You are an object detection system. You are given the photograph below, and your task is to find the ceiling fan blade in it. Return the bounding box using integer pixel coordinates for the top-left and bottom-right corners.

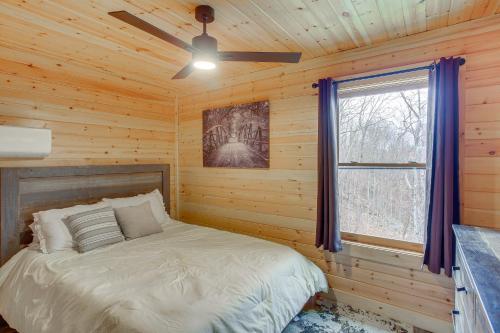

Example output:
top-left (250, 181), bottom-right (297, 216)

top-left (219, 51), bottom-right (301, 63)
top-left (172, 64), bottom-right (194, 79)
top-left (108, 11), bottom-right (194, 52)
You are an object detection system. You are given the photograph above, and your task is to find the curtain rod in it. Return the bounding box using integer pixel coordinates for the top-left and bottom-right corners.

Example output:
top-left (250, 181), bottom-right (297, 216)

top-left (311, 58), bottom-right (465, 88)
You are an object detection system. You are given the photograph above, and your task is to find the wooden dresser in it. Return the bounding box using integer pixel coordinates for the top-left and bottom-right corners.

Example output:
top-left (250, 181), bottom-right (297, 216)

top-left (452, 225), bottom-right (499, 333)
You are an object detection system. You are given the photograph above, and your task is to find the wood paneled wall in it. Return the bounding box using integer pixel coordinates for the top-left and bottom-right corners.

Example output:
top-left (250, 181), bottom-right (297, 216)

top-left (178, 15), bottom-right (500, 333)
top-left (0, 47), bottom-right (178, 215)
top-left (2, 4), bottom-right (499, 331)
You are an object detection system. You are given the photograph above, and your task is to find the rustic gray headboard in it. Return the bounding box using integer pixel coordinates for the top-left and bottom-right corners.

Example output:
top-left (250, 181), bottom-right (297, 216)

top-left (0, 164), bottom-right (170, 264)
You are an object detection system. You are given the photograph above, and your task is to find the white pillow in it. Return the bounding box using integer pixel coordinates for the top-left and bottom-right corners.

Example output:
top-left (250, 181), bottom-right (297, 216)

top-left (32, 202), bottom-right (109, 253)
top-left (102, 189), bottom-right (171, 225)
top-left (28, 221), bottom-right (40, 250)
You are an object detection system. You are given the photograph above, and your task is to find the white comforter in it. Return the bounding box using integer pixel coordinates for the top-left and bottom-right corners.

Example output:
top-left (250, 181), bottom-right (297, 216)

top-left (0, 221), bottom-right (327, 333)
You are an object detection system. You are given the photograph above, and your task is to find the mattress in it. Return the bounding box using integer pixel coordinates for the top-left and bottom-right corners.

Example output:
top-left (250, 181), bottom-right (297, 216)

top-left (0, 221), bottom-right (328, 333)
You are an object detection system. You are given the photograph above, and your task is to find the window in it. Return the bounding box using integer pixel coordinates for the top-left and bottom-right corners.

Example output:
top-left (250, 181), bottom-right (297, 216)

top-left (337, 70), bottom-right (428, 249)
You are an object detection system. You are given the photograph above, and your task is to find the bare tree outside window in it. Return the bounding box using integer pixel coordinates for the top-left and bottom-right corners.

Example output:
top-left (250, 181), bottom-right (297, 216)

top-left (338, 84), bottom-right (428, 244)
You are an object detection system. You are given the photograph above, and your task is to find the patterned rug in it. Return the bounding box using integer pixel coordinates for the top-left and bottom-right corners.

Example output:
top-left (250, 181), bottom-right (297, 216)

top-left (283, 298), bottom-right (412, 333)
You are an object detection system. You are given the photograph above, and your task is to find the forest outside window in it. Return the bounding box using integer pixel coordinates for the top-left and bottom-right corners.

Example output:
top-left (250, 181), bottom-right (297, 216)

top-left (337, 70), bottom-right (429, 250)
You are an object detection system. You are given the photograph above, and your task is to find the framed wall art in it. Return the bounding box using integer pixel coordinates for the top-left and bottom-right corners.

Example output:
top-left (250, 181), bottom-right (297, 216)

top-left (202, 100), bottom-right (269, 168)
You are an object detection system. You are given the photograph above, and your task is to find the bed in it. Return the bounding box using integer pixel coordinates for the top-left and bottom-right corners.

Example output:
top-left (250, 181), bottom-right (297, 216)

top-left (0, 165), bottom-right (327, 333)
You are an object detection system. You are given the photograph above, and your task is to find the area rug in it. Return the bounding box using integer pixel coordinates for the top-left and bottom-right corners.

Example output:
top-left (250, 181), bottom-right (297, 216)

top-left (283, 298), bottom-right (412, 333)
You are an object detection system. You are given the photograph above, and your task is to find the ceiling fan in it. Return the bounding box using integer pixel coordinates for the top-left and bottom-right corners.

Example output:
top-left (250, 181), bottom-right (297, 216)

top-left (108, 5), bottom-right (302, 79)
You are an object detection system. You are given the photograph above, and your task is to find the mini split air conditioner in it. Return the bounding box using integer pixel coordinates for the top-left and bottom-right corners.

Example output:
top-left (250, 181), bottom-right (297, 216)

top-left (0, 125), bottom-right (52, 158)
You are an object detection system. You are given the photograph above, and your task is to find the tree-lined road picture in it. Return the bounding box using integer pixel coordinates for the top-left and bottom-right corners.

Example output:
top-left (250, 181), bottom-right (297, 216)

top-left (203, 101), bottom-right (269, 168)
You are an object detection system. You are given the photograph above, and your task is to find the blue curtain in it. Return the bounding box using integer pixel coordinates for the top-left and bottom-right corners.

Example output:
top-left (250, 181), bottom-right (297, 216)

top-left (423, 57), bottom-right (463, 277)
top-left (316, 78), bottom-right (342, 252)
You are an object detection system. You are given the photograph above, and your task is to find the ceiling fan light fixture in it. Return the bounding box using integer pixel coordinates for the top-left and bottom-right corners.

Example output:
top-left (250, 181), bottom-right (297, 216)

top-left (192, 50), bottom-right (217, 70)
top-left (193, 60), bottom-right (216, 70)
top-left (192, 33), bottom-right (218, 70)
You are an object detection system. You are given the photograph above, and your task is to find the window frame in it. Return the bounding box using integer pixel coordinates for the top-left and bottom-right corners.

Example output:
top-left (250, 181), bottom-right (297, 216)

top-left (336, 79), bottom-right (428, 253)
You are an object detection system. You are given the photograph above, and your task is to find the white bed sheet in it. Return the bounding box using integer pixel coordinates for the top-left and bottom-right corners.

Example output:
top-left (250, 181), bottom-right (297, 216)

top-left (0, 221), bottom-right (327, 333)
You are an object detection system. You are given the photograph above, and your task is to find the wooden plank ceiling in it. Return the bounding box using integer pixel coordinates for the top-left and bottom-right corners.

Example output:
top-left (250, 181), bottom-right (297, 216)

top-left (1, 0), bottom-right (499, 96)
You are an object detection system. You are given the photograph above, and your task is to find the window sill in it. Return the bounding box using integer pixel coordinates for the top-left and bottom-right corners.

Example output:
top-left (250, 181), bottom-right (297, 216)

top-left (332, 239), bottom-right (424, 271)
top-left (341, 231), bottom-right (424, 253)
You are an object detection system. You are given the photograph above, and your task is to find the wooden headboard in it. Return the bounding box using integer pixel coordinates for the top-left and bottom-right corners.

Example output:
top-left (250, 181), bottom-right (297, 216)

top-left (0, 164), bottom-right (170, 264)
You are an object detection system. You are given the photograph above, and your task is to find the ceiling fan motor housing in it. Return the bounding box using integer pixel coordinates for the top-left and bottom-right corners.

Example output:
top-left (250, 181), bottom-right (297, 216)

top-left (192, 34), bottom-right (217, 55)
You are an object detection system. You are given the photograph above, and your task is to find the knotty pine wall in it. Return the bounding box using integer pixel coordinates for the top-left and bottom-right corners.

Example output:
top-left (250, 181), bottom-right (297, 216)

top-left (0, 49), bottom-right (178, 216)
top-left (178, 16), bottom-right (500, 333)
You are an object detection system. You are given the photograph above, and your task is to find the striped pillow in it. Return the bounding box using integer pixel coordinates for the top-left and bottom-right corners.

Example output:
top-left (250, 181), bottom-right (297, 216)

top-left (63, 206), bottom-right (124, 253)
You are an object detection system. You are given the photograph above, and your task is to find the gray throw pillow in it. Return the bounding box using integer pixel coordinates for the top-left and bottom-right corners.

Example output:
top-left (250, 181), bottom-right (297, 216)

top-left (114, 201), bottom-right (163, 239)
top-left (63, 206), bottom-right (124, 253)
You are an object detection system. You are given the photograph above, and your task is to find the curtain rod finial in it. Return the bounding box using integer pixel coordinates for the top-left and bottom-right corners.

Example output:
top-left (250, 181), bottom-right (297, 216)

top-left (459, 58), bottom-right (466, 66)
top-left (312, 83), bottom-right (318, 88)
